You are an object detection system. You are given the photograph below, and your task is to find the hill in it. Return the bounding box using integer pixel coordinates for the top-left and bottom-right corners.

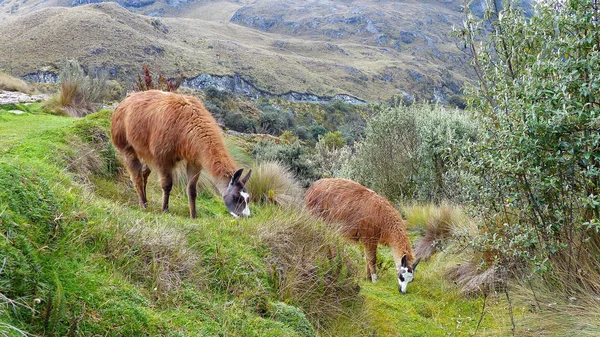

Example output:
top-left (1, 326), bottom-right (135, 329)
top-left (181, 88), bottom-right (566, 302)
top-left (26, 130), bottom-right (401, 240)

top-left (0, 0), bottom-right (473, 102)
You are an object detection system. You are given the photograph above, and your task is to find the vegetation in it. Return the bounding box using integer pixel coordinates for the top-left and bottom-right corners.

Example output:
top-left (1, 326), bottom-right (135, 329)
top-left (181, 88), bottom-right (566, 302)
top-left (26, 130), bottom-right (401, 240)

top-left (0, 72), bottom-right (31, 93)
top-left (42, 60), bottom-right (112, 117)
top-left (342, 103), bottom-right (477, 203)
top-left (134, 64), bottom-right (183, 92)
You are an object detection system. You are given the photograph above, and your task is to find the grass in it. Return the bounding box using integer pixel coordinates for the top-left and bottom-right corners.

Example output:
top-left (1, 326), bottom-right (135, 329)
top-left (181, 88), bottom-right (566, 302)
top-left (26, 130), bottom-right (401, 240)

top-left (0, 72), bottom-right (32, 93)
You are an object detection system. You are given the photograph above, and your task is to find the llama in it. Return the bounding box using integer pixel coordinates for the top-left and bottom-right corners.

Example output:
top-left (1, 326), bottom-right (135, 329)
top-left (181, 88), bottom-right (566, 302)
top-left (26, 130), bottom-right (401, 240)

top-left (305, 178), bottom-right (420, 294)
top-left (111, 90), bottom-right (251, 218)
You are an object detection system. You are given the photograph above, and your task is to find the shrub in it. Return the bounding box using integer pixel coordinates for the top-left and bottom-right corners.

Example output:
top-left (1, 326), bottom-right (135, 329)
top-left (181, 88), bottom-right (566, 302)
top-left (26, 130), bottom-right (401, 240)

top-left (318, 131), bottom-right (345, 150)
top-left (459, 0), bottom-right (600, 295)
top-left (258, 106), bottom-right (296, 135)
top-left (134, 64), bottom-right (182, 92)
top-left (251, 141), bottom-right (319, 187)
top-left (244, 161), bottom-right (303, 206)
top-left (343, 104), bottom-right (477, 203)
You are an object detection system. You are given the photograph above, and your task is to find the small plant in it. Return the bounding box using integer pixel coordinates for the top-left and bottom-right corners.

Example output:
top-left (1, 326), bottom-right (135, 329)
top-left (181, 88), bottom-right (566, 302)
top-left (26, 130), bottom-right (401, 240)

top-left (134, 64), bottom-right (182, 92)
top-left (244, 161), bottom-right (303, 206)
top-left (43, 60), bottom-right (109, 117)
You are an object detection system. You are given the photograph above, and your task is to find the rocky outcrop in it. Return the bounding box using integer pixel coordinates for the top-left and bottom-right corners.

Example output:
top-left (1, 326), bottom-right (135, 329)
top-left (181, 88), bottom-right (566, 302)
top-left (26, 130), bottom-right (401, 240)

top-left (21, 71), bottom-right (59, 83)
top-left (181, 73), bottom-right (366, 104)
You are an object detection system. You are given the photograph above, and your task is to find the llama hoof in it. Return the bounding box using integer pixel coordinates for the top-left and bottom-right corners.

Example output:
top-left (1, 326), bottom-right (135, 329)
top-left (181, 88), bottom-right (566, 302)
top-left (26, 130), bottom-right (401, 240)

top-left (371, 274), bottom-right (378, 282)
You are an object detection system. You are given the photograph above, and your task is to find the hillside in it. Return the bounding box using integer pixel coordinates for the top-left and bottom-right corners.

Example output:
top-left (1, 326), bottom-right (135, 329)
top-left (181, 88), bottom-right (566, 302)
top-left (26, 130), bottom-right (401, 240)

top-left (0, 0), bottom-right (473, 102)
top-left (0, 104), bottom-right (519, 336)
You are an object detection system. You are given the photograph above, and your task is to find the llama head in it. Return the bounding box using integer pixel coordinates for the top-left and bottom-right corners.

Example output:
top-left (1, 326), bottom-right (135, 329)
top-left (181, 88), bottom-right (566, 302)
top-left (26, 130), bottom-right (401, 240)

top-left (224, 168), bottom-right (252, 217)
top-left (398, 255), bottom-right (421, 294)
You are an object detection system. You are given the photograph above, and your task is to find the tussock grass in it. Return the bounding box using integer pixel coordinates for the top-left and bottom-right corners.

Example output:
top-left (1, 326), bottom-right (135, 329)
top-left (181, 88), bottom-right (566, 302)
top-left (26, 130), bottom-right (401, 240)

top-left (510, 280), bottom-right (600, 336)
top-left (43, 60), bottom-right (109, 117)
top-left (404, 203), bottom-right (473, 261)
top-left (245, 161), bottom-right (303, 206)
top-left (258, 208), bottom-right (360, 330)
top-left (0, 72), bottom-right (31, 94)
top-left (102, 216), bottom-right (199, 295)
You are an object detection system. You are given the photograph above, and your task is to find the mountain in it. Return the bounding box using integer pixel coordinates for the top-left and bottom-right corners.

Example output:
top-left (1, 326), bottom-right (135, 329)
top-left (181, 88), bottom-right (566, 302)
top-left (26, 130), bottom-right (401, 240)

top-left (0, 0), bottom-right (475, 102)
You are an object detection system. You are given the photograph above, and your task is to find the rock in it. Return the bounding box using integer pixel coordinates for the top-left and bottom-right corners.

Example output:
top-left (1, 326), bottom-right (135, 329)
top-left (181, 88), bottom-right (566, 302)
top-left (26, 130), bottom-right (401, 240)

top-left (0, 90), bottom-right (48, 105)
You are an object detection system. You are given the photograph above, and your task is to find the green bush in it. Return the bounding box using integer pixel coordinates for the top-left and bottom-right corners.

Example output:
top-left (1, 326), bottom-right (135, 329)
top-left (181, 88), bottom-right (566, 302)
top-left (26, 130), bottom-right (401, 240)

top-left (258, 106), bottom-right (296, 135)
top-left (268, 302), bottom-right (316, 337)
top-left (251, 141), bottom-right (319, 187)
top-left (459, 0), bottom-right (600, 293)
top-left (343, 103), bottom-right (477, 202)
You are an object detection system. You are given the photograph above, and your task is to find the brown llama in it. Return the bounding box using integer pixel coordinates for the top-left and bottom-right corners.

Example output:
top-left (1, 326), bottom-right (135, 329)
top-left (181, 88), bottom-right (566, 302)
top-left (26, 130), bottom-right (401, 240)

top-left (111, 90), bottom-right (251, 218)
top-left (305, 178), bottom-right (420, 294)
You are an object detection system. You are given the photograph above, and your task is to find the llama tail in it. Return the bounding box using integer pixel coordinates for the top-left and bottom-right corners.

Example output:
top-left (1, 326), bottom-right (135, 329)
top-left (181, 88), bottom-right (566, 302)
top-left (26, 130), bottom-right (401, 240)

top-left (413, 206), bottom-right (455, 261)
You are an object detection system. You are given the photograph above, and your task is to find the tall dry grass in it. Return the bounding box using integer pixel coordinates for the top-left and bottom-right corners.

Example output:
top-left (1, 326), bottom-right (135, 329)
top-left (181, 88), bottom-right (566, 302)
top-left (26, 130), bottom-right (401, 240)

top-left (258, 209), bottom-right (360, 330)
top-left (510, 278), bottom-right (600, 336)
top-left (245, 161), bottom-right (303, 206)
top-left (43, 60), bottom-right (109, 117)
top-left (0, 72), bottom-right (31, 94)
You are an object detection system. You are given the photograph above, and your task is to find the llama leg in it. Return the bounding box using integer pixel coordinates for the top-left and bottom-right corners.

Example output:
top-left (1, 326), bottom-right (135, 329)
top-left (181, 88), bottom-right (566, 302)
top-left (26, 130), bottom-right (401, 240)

top-left (123, 152), bottom-right (148, 208)
top-left (159, 170), bottom-right (173, 213)
top-left (364, 243), bottom-right (378, 282)
top-left (186, 164), bottom-right (202, 219)
top-left (142, 164), bottom-right (151, 200)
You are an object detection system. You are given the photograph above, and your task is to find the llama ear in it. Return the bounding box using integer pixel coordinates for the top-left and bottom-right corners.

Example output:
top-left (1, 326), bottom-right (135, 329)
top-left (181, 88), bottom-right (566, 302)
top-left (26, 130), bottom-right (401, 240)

top-left (412, 258), bottom-right (421, 271)
top-left (241, 169), bottom-right (252, 185)
top-left (401, 254), bottom-right (407, 268)
top-left (230, 168), bottom-right (244, 186)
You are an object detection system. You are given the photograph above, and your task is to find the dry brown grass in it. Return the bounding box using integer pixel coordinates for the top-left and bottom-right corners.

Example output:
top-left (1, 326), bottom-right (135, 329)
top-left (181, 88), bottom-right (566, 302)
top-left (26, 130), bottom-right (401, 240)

top-left (0, 72), bottom-right (31, 94)
top-left (405, 203), bottom-right (473, 261)
top-left (510, 278), bottom-right (600, 336)
top-left (258, 208), bottom-right (360, 330)
top-left (0, 2), bottom-right (471, 102)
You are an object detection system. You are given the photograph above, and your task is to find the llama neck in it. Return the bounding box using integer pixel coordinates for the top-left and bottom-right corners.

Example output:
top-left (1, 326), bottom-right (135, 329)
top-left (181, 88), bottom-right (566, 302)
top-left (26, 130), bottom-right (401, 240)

top-left (389, 224), bottom-right (415, 271)
top-left (187, 124), bottom-right (237, 188)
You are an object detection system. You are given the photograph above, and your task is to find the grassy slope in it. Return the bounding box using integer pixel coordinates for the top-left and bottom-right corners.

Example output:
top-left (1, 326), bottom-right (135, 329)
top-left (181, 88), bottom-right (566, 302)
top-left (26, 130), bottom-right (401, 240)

top-left (0, 1), bottom-right (470, 101)
top-left (0, 108), bottom-right (514, 336)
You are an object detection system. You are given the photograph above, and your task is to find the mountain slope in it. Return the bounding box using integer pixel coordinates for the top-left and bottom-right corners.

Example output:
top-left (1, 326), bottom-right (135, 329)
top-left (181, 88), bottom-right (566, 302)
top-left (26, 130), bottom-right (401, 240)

top-left (0, 0), bottom-right (473, 101)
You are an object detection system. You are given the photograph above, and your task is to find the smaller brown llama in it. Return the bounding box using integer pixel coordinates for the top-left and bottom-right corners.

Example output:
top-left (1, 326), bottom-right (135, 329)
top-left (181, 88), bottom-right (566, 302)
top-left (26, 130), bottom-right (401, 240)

top-left (111, 90), bottom-right (251, 218)
top-left (305, 178), bottom-right (420, 294)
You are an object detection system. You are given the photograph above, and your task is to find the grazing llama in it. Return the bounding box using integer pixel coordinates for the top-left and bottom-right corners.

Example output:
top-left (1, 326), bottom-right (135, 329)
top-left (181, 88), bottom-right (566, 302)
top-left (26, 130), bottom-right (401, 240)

top-left (305, 178), bottom-right (420, 294)
top-left (111, 90), bottom-right (251, 218)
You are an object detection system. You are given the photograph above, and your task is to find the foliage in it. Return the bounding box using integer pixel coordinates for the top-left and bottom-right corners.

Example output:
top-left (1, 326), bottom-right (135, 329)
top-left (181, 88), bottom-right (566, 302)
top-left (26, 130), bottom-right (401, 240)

top-left (258, 105), bottom-right (296, 135)
top-left (251, 141), bottom-right (319, 187)
top-left (318, 131), bottom-right (345, 150)
top-left (312, 139), bottom-right (352, 179)
top-left (134, 64), bottom-right (183, 92)
top-left (267, 302), bottom-right (316, 337)
top-left (458, 0), bottom-right (600, 294)
top-left (203, 87), bottom-right (258, 133)
top-left (343, 103), bottom-right (477, 203)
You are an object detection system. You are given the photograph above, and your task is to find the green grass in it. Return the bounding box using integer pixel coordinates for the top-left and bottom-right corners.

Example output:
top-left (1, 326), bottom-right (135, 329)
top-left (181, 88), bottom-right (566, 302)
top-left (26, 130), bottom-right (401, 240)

top-left (0, 109), bottom-right (517, 336)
